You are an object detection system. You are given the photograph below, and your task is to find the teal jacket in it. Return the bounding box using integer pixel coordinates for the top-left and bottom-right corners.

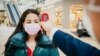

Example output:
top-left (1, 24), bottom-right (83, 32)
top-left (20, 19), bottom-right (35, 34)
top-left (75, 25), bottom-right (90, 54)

top-left (5, 32), bottom-right (59, 56)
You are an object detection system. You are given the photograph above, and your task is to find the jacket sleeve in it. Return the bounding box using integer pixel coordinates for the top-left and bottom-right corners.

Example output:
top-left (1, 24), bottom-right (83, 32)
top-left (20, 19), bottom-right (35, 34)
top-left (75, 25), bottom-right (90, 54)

top-left (4, 42), bottom-right (16, 56)
top-left (53, 30), bottom-right (100, 56)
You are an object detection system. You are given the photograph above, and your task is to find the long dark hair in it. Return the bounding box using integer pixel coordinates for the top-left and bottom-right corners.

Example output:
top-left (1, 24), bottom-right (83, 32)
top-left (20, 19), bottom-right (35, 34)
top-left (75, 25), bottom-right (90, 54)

top-left (4, 9), bottom-right (43, 53)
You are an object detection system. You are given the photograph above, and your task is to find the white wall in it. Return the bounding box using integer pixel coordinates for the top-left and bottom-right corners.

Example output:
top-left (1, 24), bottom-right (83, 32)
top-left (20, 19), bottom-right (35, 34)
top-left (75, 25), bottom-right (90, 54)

top-left (0, 3), bottom-right (5, 10)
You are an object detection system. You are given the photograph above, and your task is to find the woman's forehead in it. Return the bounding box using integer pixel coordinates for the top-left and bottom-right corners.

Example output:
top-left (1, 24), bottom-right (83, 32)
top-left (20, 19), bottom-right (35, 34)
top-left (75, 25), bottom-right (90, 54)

top-left (26, 13), bottom-right (38, 18)
top-left (25, 13), bottom-right (39, 20)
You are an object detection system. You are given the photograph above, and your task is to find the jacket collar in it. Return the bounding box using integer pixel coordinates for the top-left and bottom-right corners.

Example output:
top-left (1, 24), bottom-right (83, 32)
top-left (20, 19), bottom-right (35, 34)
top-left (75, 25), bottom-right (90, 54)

top-left (10, 32), bottom-right (52, 47)
top-left (10, 32), bottom-right (26, 47)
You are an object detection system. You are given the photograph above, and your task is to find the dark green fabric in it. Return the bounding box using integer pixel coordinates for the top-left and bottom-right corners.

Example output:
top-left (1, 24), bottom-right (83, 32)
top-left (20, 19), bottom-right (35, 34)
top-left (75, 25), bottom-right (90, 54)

top-left (5, 32), bottom-right (59, 56)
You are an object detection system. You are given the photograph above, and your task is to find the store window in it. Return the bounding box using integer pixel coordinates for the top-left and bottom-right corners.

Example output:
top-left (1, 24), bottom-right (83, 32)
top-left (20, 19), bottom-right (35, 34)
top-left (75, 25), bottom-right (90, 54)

top-left (54, 7), bottom-right (63, 27)
top-left (0, 10), bottom-right (10, 26)
top-left (70, 4), bottom-right (83, 31)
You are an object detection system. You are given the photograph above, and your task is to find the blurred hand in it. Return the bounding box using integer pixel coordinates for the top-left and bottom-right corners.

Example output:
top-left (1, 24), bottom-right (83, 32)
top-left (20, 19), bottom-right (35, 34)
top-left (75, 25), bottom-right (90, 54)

top-left (40, 21), bottom-right (54, 35)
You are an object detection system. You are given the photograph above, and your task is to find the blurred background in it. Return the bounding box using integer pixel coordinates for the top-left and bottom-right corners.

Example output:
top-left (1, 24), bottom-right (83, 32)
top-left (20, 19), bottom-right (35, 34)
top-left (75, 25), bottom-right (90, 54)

top-left (0, 0), bottom-right (99, 56)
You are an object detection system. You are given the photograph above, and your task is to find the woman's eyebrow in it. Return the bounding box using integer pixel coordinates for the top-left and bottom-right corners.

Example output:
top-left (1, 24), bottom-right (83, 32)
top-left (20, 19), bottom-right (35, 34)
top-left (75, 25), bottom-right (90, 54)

top-left (26, 20), bottom-right (31, 21)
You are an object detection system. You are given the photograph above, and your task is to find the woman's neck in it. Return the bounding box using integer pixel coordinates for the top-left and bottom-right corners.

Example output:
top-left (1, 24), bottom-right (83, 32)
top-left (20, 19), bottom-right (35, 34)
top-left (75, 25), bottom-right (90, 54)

top-left (28, 34), bottom-right (37, 42)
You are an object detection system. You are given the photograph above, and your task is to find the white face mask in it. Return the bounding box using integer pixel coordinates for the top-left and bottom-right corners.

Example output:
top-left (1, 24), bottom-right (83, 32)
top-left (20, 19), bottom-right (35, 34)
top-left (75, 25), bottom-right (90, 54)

top-left (82, 0), bottom-right (100, 40)
top-left (23, 23), bottom-right (41, 35)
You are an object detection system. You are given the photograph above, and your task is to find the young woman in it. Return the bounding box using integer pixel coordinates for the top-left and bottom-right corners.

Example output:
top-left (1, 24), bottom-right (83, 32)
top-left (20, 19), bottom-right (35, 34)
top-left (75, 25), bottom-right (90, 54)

top-left (4, 9), bottom-right (59, 56)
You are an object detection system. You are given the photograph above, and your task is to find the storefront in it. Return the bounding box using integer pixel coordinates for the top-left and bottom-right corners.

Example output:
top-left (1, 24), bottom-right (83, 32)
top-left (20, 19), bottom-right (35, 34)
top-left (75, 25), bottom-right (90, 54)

top-left (70, 4), bottom-right (83, 32)
top-left (0, 0), bottom-right (83, 29)
top-left (0, 10), bottom-right (10, 26)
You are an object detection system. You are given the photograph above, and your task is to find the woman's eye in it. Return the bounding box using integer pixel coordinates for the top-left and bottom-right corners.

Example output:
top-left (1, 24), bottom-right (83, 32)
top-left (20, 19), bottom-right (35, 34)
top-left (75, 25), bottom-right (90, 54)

top-left (34, 21), bottom-right (39, 23)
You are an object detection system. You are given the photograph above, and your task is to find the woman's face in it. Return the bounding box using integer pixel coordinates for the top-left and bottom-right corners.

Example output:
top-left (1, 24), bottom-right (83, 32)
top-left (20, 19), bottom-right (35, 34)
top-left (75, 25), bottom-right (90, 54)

top-left (23, 13), bottom-right (41, 36)
top-left (24, 13), bottom-right (40, 24)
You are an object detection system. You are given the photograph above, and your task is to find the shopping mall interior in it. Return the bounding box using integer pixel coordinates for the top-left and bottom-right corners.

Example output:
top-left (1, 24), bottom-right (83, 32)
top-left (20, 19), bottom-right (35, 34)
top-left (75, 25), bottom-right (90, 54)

top-left (0, 0), bottom-right (100, 56)
top-left (0, 0), bottom-right (83, 29)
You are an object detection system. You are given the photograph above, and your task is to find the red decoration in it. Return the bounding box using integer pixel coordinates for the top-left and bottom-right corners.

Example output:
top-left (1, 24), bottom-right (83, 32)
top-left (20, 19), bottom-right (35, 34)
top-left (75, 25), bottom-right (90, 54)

top-left (41, 13), bottom-right (49, 22)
